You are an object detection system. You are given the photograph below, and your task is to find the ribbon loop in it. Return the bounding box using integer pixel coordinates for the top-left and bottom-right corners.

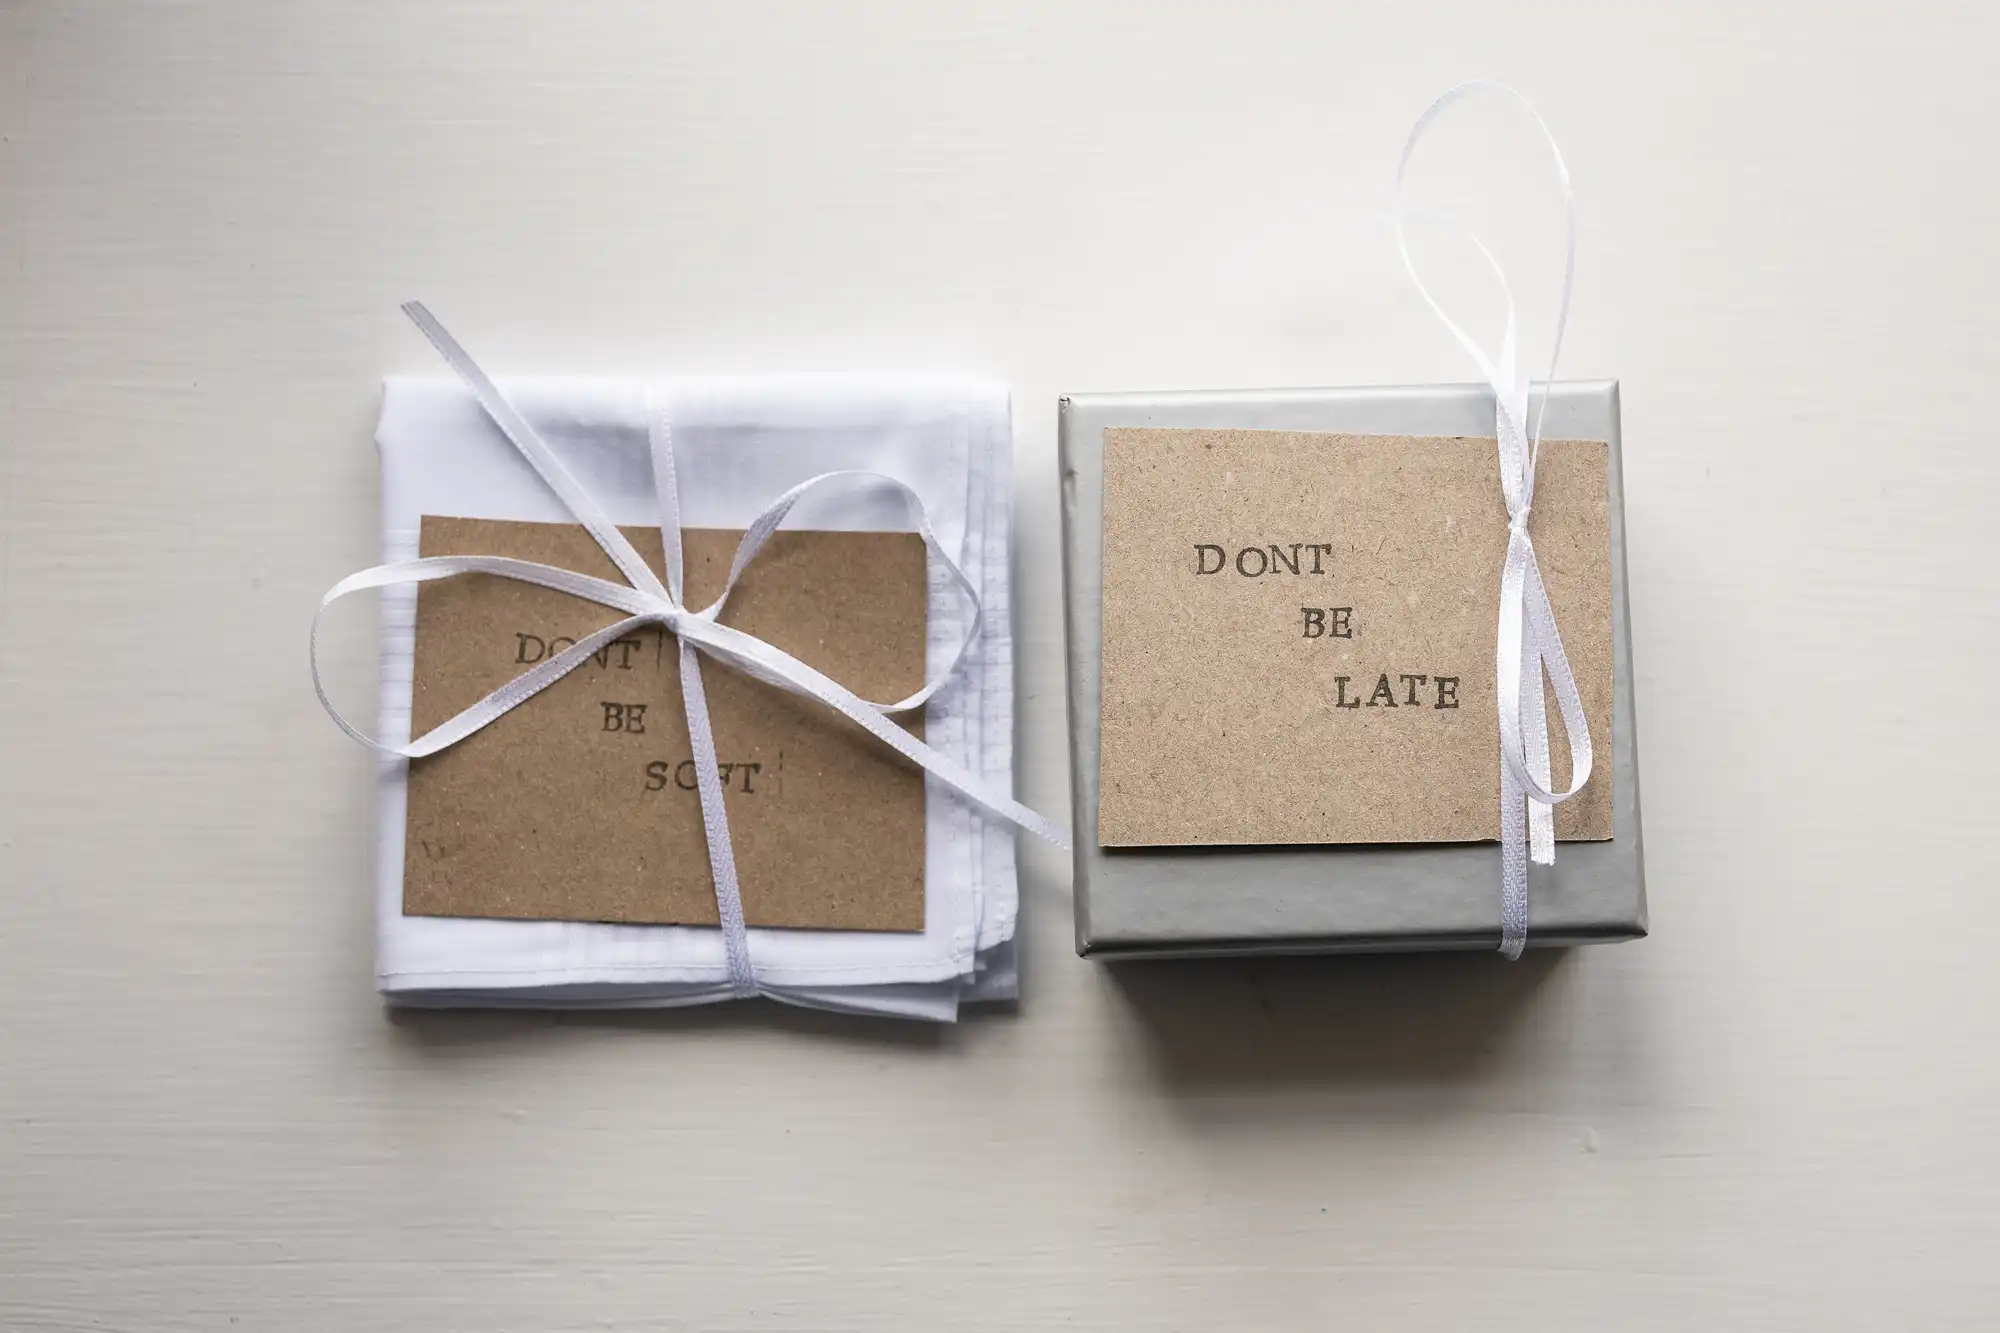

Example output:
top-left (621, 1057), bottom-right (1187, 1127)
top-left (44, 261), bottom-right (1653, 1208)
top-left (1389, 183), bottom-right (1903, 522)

top-left (314, 306), bottom-right (1068, 999)
top-left (309, 555), bottom-right (671, 758)
top-left (1394, 82), bottom-right (1592, 959)
top-left (692, 466), bottom-right (988, 715)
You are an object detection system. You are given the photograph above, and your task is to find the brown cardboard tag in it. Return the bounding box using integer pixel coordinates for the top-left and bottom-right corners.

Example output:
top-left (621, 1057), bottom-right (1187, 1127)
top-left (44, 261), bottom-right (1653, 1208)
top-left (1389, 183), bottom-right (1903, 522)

top-left (403, 516), bottom-right (928, 931)
top-left (1098, 428), bottom-right (1614, 848)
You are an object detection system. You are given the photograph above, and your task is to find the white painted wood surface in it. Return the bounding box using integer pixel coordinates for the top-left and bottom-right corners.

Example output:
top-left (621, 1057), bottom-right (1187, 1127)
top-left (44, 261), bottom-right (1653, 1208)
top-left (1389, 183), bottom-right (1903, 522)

top-left (3, 3), bottom-right (1996, 1328)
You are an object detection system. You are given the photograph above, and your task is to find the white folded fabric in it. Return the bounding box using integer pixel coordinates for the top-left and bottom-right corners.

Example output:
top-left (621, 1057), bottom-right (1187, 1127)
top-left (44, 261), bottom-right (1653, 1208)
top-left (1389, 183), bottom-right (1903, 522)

top-left (369, 374), bottom-right (1019, 1021)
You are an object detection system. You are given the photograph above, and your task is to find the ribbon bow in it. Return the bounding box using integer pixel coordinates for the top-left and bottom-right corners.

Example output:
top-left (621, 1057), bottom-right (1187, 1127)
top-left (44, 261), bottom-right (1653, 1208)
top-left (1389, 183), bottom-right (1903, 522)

top-left (313, 304), bottom-right (1068, 996)
top-left (1393, 82), bottom-right (1595, 958)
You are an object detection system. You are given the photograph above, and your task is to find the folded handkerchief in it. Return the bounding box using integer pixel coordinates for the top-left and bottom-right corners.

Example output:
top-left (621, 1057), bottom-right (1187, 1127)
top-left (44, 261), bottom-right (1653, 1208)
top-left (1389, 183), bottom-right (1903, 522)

top-left (355, 366), bottom-right (1025, 1021)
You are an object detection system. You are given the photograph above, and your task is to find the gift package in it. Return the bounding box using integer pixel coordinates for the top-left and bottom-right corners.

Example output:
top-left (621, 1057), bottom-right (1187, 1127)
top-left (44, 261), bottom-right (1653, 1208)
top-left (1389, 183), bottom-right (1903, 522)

top-left (313, 309), bottom-right (1055, 1022)
top-left (1053, 82), bottom-right (1646, 959)
top-left (312, 82), bottom-right (1645, 1019)
top-left (1058, 382), bottom-right (1645, 958)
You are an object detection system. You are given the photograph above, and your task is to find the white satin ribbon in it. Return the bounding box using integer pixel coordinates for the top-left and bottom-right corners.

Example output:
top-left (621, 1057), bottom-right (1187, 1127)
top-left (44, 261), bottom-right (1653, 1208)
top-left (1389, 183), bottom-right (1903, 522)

top-left (313, 303), bottom-right (1068, 997)
top-left (1393, 82), bottom-right (1595, 958)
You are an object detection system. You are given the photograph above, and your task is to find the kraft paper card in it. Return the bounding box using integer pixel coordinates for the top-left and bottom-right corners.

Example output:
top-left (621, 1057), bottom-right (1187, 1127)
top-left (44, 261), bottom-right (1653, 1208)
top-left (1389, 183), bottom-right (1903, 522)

top-left (404, 516), bottom-right (928, 931)
top-left (1098, 428), bottom-right (1614, 848)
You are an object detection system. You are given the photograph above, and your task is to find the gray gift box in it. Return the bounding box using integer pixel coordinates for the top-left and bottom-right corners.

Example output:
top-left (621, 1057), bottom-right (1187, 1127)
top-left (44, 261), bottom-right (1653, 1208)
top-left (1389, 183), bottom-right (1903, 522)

top-left (1058, 383), bottom-right (1647, 959)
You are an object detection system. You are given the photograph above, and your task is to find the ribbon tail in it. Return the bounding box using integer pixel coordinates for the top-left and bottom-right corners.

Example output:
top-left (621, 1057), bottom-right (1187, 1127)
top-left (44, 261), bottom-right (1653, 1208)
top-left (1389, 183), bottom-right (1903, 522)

top-left (683, 617), bottom-right (1071, 851)
top-left (1522, 641), bottom-right (1557, 867)
top-left (1496, 544), bottom-right (1593, 805)
top-left (1522, 556), bottom-right (1594, 801)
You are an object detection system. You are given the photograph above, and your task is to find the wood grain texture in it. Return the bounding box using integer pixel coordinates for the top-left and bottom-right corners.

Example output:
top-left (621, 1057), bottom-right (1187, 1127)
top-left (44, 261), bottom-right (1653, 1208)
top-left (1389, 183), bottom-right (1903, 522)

top-left (1, 1), bottom-right (1996, 1328)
